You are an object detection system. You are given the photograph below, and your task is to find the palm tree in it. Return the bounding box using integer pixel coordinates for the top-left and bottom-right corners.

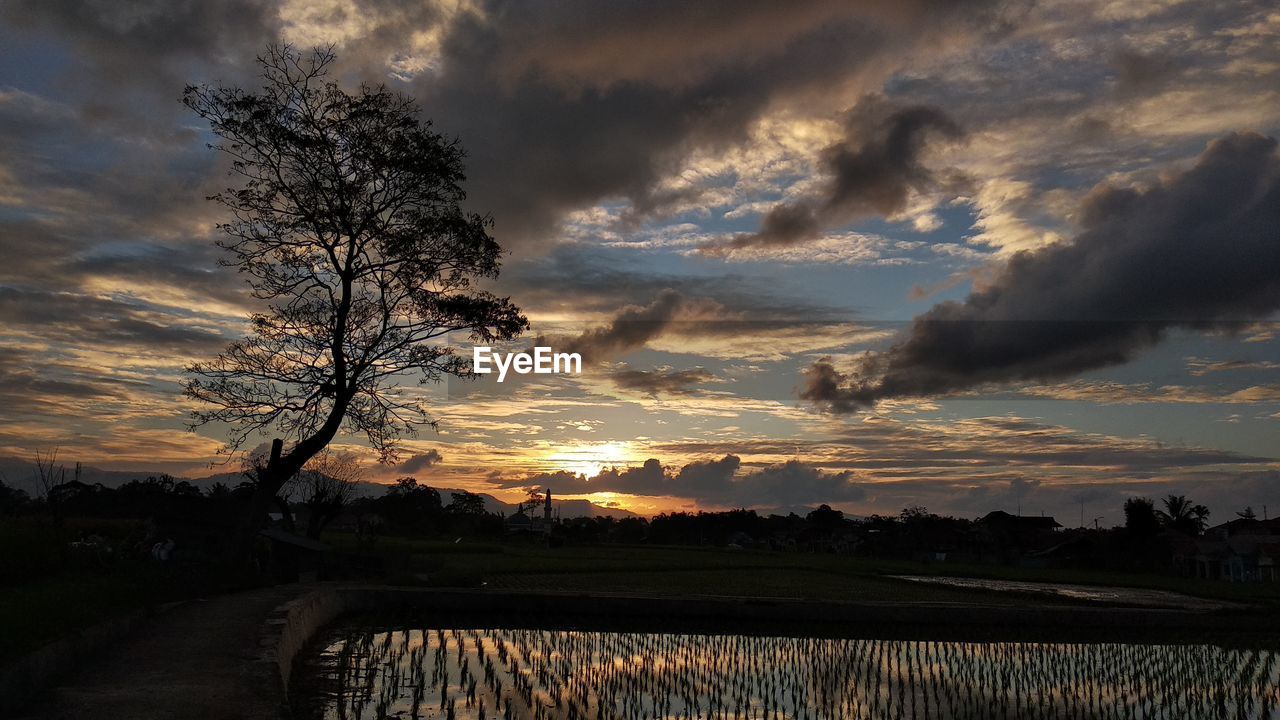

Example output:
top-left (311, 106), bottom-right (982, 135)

top-left (1156, 494), bottom-right (1211, 536)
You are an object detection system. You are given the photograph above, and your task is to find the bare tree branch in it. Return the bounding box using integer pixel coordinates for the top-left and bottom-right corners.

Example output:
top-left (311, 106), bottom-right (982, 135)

top-left (181, 46), bottom-right (527, 564)
top-left (182, 45), bottom-right (527, 482)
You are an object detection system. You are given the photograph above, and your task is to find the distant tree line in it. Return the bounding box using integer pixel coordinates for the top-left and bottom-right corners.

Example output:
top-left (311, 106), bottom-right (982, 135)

top-left (349, 478), bottom-right (501, 538)
top-left (4, 451), bottom-right (1255, 579)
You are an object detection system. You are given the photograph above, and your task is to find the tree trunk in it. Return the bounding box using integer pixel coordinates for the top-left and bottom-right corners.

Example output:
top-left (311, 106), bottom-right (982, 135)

top-left (225, 395), bottom-right (351, 575)
top-left (226, 439), bottom-right (289, 576)
top-left (306, 509), bottom-right (324, 540)
top-left (273, 494), bottom-right (296, 533)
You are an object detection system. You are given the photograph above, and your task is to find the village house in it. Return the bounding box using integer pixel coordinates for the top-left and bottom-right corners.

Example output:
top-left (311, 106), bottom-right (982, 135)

top-left (1180, 517), bottom-right (1280, 582)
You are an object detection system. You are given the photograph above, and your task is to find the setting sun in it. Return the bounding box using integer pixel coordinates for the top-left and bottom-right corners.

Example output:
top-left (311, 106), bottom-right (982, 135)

top-left (541, 441), bottom-right (639, 479)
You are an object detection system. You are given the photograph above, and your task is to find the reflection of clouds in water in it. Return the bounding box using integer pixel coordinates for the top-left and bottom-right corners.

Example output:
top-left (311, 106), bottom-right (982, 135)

top-left (298, 626), bottom-right (1280, 719)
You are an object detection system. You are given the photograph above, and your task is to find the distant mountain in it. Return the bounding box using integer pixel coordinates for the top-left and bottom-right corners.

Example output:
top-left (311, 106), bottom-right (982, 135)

top-left (0, 456), bottom-right (169, 495)
top-left (409, 487), bottom-right (639, 520)
top-left (550, 498), bottom-right (638, 520)
top-left (0, 456), bottom-right (638, 519)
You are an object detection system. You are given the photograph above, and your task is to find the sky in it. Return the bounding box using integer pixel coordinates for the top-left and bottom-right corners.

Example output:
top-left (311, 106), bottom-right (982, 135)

top-left (0, 0), bottom-right (1278, 524)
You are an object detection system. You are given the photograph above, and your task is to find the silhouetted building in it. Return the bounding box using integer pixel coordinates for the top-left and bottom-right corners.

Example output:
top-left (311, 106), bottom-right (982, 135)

top-left (976, 511), bottom-right (1062, 563)
top-left (1181, 518), bottom-right (1280, 581)
top-left (978, 511), bottom-right (1061, 534)
top-left (505, 488), bottom-right (555, 536)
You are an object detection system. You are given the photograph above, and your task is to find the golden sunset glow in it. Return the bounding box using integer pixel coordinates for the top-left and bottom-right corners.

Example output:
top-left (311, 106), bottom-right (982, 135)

top-left (540, 441), bottom-right (640, 479)
top-left (8, 8), bottom-right (1280, 720)
top-left (0, 0), bottom-right (1277, 523)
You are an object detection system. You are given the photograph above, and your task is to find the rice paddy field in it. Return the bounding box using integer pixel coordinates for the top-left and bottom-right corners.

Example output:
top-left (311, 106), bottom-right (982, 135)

top-left (329, 539), bottom-right (1280, 609)
top-left (294, 624), bottom-right (1280, 720)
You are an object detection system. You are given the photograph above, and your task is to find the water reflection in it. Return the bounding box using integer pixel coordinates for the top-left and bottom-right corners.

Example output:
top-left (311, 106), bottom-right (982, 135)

top-left (297, 626), bottom-right (1280, 719)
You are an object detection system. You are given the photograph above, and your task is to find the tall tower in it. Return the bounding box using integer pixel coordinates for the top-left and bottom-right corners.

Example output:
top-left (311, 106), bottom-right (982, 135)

top-left (544, 487), bottom-right (552, 525)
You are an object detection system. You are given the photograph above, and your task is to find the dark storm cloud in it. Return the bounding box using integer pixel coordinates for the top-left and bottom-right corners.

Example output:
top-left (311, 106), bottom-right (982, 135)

top-left (0, 0), bottom-right (1013, 385)
top-left (718, 460), bottom-right (865, 508)
top-left (509, 459), bottom-right (667, 497)
top-left (500, 454), bottom-right (863, 509)
top-left (554, 289), bottom-right (688, 363)
top-left (0, 0), bottom-right (1009, 243)
top-left (416, 0), bottom-right (1010, 244)
top-left (609, 367), bottom-right (717, 397)
top-left (398, 449), bottom-right (443, 474)
top-left (705, 99), bottom-right (967, 251)
top-left (0, 348), bottom-right (123, 404)
top-left (65, 242), bottom-right (251, 311)
top-left (0, 287), bottom-right (231, 354)
top-left (803, 132), bottom-right (1280, 411)
top-left (539, 284), bottom-right (860, 365)
top-left (503, 245), bottom-right (854, 320)
top-left (0, 346), bottom-right (160, 421)
top-left (1111, 48), bottom-right (1182, 96)
top-left (1, 0), bottom-right (278, 129)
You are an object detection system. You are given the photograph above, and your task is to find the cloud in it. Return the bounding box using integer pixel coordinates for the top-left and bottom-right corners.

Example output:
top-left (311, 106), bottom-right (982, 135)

top-left (803, 132), bottom-right (1280, 410)
top-left (1111, 48), bottom-right (1182, 96)
top-left (499, 449), bottom-right (1280, 521)
top-left (552, 289), bottom-right (690, 363)
top-left (410, 0), bottom-right (1010, 245)
top-left (499, 453), bottom-right (863, 509)
top-left (503, 244), bottom-right (856, 320)
top-left (690, 232), bottom-right (924, 266)
top-left (1185, 357), bottom-right (1280, 376)
top-left (640, 412), bottom-right (1277, 517)
top-left (1017, 381), bottom-right (1280, 405)
top-left (1, 0), bottom-right (278, 132)
top-left (701, 98), bottom-right (966, 252)
top-left (541, 286), bottom-right (866, 364)
top-left (0, 287), bottom-right (232, 356)
top-left (398, 449), bottom-right (443, 474)
top-left (609, 367), bottom-right (717, 397)
top-left (0, 346), bottom-right (147, 420)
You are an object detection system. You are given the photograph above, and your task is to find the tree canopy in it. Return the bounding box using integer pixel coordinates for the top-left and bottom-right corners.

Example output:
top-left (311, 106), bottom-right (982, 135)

top-left (182, 46), bottom-right (526, 484)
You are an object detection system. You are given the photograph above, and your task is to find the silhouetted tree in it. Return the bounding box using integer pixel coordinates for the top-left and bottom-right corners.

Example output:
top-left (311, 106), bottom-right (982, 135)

top-left (376, 477), bottom-right (443, 532)
top-left (181, 46), bottom-right (527, 565)
top-left (32, 448), bottom-right (63, 493)
top-left (517, 486), bottom-right (546, 515)
top-left (1157, 494), bottom-right (1211, 536)
top-left (806, 504), bottom-right (845, 531)
top-left (446, 491), bottom-right (487, 516)
top-left (290, 449), bottom-right (363, 539)
top-left (1237, 506), bottom-right (1258, 521)
top-left (0, 476), bottom-right (29, 515)
top-left (1124, 497), bottom-right (1159, 537)
top-left (899, 506), bottom-right (932, 523)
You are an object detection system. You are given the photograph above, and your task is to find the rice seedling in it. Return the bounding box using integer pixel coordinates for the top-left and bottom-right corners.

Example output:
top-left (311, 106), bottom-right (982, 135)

top-left (297, 625), bottom-right (1280, 719)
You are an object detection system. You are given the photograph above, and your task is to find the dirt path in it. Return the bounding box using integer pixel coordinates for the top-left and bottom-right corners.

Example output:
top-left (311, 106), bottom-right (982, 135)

top-left (17, 585), bottom-right (302, 720)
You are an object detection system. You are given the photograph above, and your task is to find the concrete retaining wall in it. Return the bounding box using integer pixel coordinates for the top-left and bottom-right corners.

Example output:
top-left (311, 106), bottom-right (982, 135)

top-left (258, 586), bottom-right (349, 692)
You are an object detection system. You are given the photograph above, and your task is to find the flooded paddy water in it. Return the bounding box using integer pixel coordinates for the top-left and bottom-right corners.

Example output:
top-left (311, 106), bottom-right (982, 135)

top-left (293, 622), bottom-right (1280, 719)
top-left (890, 575), bottom-right (1248, 611)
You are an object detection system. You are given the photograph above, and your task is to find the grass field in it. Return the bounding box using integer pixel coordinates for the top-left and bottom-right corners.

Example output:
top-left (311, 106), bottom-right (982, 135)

top-left (7, 534), bottom-right (1278, 664)
top-left (326, 536), bottom-right (1280, 607)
